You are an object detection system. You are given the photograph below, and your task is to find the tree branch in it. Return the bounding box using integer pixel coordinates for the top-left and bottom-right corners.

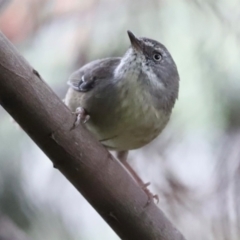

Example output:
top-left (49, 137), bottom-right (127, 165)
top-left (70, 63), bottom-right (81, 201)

top-left (0, 32), bottom-right (186, 240)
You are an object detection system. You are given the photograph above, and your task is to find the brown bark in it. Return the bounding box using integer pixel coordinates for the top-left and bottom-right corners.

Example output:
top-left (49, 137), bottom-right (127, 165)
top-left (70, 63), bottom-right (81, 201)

top-left (0, 32), bottom-right (186, 240)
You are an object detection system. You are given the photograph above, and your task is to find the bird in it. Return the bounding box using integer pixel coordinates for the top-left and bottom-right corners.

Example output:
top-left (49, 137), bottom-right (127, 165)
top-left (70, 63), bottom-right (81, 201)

top-left (64, 30), bottom-right (179, 202)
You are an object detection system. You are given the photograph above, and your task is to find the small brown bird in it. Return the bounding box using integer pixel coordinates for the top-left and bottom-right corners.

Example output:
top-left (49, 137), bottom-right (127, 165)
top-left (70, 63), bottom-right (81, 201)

top-left (65, 31), bottom-right (179, 201)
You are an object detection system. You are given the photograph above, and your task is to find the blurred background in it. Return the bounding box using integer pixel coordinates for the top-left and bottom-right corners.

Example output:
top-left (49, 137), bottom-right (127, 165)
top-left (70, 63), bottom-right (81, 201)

top-left (0, 0), bottom-right (240, 239)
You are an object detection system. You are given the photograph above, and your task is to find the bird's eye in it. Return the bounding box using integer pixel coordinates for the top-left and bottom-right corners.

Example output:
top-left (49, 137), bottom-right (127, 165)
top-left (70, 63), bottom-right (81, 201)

top-left (153, 52), bottom-right (162, 61)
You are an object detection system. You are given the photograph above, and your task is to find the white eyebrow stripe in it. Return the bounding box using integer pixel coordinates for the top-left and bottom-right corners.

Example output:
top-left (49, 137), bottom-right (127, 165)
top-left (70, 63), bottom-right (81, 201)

top-left (144, 41), bottom-right (154, 47)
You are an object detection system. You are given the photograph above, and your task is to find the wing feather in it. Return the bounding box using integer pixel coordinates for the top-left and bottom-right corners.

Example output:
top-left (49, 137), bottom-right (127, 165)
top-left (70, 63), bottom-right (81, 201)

top-left (67, 57), bottom-right (121, 92)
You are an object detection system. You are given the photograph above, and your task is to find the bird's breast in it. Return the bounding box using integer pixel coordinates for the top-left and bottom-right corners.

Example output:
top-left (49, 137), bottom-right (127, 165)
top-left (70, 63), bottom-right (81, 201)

top-left (88, 76), bottom-right (170, 151)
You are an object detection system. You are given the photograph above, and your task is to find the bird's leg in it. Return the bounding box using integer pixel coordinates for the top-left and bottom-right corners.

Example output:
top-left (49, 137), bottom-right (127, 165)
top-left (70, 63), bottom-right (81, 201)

top-left (116, 151), bottom-right (159, 204)
top-left (116, 151), bottom-right (129, 162)
top-left (71, 107), bottom-right (90, 129)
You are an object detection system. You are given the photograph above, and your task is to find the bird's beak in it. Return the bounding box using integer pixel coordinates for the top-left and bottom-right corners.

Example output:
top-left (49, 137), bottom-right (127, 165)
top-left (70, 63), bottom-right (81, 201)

top-left (127, 30), bottom-right (142, 52)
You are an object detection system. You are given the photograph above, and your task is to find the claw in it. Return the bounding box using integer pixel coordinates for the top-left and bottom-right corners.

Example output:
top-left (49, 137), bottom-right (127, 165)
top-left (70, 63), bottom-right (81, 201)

top-left (118, 158), bottom-right (159, 207)
top-left (71, 107), bottom-right (90, 130)
top-left (153, 194), bottom-right (159, 204)
top-left (142, 182), bottom-right (159, 206)
top-left (142, 182), bottom-right (151, 189)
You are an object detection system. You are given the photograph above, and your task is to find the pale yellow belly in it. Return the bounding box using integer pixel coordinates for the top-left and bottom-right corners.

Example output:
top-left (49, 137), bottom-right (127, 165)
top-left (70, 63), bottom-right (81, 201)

top-left (65, 79), bottom-right (170, 151)
top-left (86, 101), bottom-right (170, 151)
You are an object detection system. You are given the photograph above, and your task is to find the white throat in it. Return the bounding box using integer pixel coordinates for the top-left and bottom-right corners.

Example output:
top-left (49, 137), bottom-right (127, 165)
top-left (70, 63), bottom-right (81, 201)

top-left (114, 48), bottom-right (165, 91)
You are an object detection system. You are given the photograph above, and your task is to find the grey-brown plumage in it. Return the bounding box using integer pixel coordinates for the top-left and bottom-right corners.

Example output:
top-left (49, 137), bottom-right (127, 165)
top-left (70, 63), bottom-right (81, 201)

top-left (65, 31), bottom-right (179, 152)
top-left (65, 31), bottom-right (179, 201)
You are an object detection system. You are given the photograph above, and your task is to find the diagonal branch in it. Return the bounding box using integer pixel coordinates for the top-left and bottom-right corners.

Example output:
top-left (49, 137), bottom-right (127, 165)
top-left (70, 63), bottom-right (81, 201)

top-left (0, 31), bottom-right (186, 240)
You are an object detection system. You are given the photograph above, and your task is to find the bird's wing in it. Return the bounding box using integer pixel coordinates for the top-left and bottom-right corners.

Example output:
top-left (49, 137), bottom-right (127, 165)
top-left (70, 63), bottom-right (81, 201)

top-left (67, 57), bottom-right (121, 92)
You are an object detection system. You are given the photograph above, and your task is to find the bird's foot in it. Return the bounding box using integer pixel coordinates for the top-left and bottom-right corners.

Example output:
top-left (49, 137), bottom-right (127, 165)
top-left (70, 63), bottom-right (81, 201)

top-left (116, 153), bottom-right (159, 206)
top-left (71, 107), bottom-right (90, 129)
top-left (142, 182), bottom-right (159, 205)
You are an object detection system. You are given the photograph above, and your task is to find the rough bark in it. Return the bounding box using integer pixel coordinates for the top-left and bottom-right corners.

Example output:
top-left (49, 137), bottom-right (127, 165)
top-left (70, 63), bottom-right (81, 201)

top-left (0, 32), bottom-right (186, 240)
